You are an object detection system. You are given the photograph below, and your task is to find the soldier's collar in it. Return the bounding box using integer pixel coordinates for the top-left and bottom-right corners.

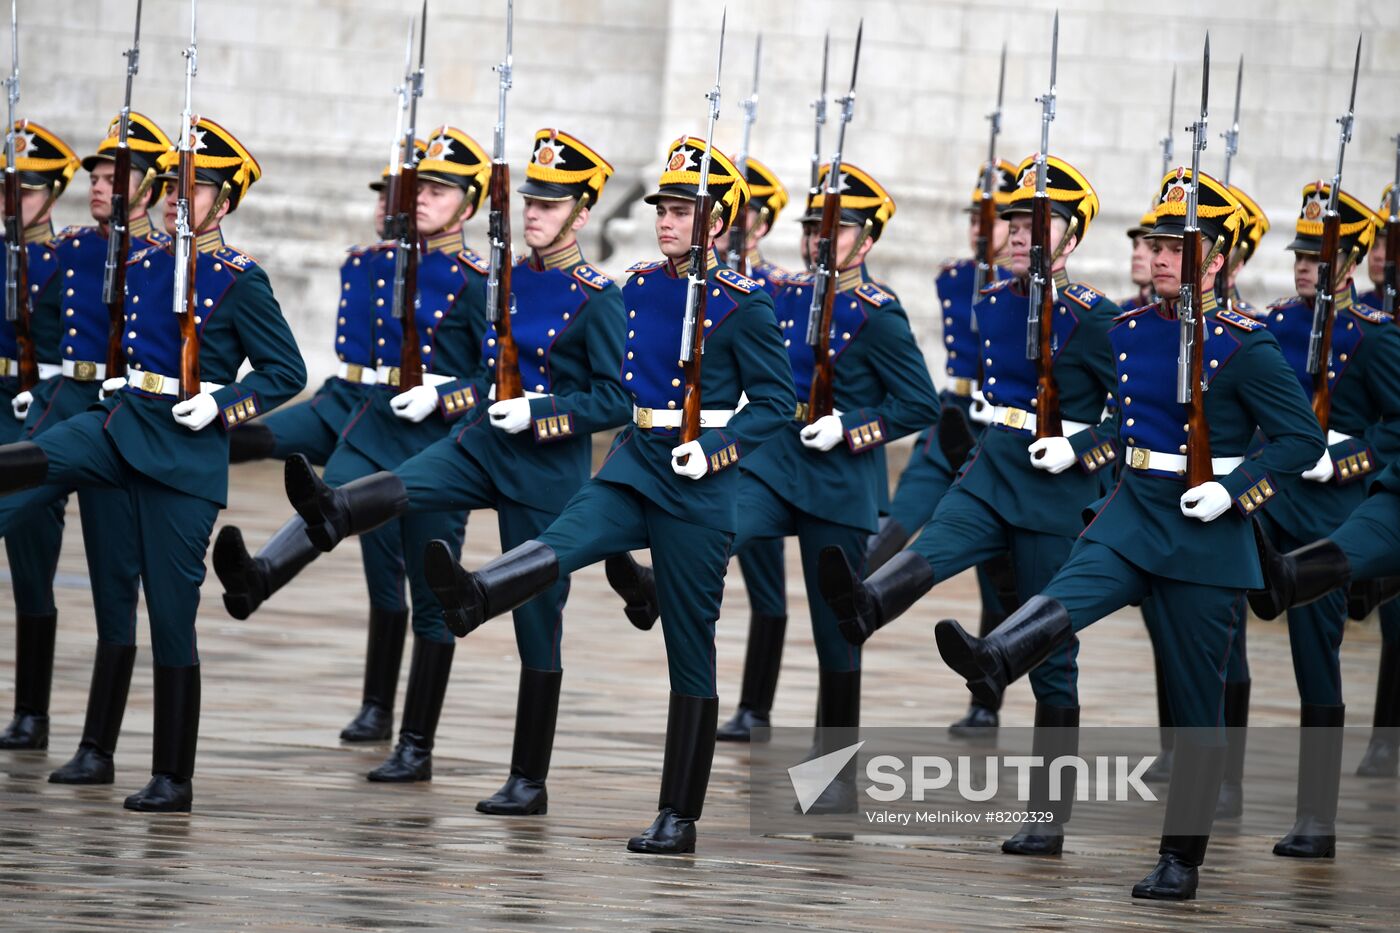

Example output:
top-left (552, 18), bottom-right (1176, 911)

top-left (1052, 268), bottom-right (1071, 294)
top-left (532, 239), bottom-right (582, 272)
top-left (669, 247), bottom-right (720, 279)
top-left (195, 227), bottom-right (225, 254)
top-left (836, 264), bottom-right (867, 294)
top-left (746, 247), bottom-right (764, 268)
top-left (1335, 281), bottom-right (1355, 315)
top-left (1200, 289), bottom-right (1219, 315)
top-left (128, 213), bottom-right (154, 240)
top-left (425, 228), bottom-right (465, 254)
top-left (23, 220), bottom-right (53, 244)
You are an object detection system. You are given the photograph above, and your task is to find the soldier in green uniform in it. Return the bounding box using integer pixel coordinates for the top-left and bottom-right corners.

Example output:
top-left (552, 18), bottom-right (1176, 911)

top-left (0, 121), bottom-right (77, 751)
top-left (215, 125), bottom-right (490, 783)
top-left (820, 155), bottom-right (1119, 851)
top-left (1225, 187), bottom-right (1270, 317)
top-left (0, 118), bottom-right (306, 812)
top-left (423, 136), bottom-right (796, 853)
top-left (934, 169), bottom-right (1324, 899)
top-left (214, 151), bottom-right (419, 745)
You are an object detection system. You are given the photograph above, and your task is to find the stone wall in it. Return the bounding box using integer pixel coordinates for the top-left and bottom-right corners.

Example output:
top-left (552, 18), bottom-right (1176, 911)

top-left (22, 0), bottom-right (1400, 382)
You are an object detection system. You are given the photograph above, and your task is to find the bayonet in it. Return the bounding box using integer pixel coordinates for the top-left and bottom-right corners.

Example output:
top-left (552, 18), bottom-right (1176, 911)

top-left (1220, 55), bottom-right (1242, 187)
top-left (1177, 32), bottom-right (1209, 406)
top-left (972, 41), bottom-right (1006, 297)
top-left (102, 0), bottom-right (143, 307)
top-left (1160, 67), bottom-right (1176, 184)
top-left (809, 31), bottom-right (829, 204)
top-left (1024, 10), bottom-right (1058, 363)
top-left (726, 32), bottom-right (760, 272)
top-left (679, 7), bottom-right (725, 365)
top-left (4, 0), bottom-right (21, 330)
top-left (485, 0), bottom-right (513, 324)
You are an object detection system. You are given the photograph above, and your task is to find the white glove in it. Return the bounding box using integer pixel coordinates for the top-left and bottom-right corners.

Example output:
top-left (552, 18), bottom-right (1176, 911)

top-left (969, 388), bottom-right (993, 425)
top-left (1028, 436), bottom-right (1076, 474)
top-left (1180, 481), bottom-right (1231, 523)
top-left (171, 392), bottom-right (219, 431)
top-left (670, 439), bottom-right (709, 480)
top-left (1301, 450), bottom-right (1334, 483)
top-left (390, 383), bottom-right (440, 423)
top-left (799, 414), bottom-right (845, 452)
top-left (10, 390), bottom-right (31, 420)
top-left (488, 396), bottom-right (532, 434)
top-left (100, 376), bottom-right (127, 400)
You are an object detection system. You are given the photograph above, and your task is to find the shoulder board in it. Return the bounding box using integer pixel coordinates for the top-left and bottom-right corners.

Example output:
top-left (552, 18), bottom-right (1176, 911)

top-left (146, 230), bottom-right (172, 246)
top-left (937, 257), bottom-right (970, 276)
top-left (1063, 282), bottom-right (1105, 309)
top-left (754, 261), bottom-right (788, 284)
top-left (1266, 297), bottom-right (1298, 311)
top-left (1348, 303), bottom-right (1392, 325)
top-left (980, 277), bottom-right (1013, 296)
top-left (346, 243), bottom-right (374, 256)
top-left (57, 225), bottom-right (92, 240)
top-left (572, 263), bottom-right (613, 290)
top-left (459, 248), bottom-right (488, 275)
top-left (213, 245), bottom-right (258, 272)
top-left (627, 259), bottom-right (666, 275)
top-left (715, 268), bottom-right (760, 293)
top-left (856, 282), bottom-right (895, 307)
top-left (1113, 303), bottom-right (1153, 322)
top-left (1217, 309), bottom-right (1265, 331)
top-left (786, 271), bottom-right (814, 287)
top-left (127, 244), bottom-right (162, 267)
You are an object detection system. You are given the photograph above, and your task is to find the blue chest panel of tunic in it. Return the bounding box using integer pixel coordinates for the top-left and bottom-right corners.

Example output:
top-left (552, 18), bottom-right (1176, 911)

top-left (0, 236), bottom-right (60, 358)
top-left (774, 275), bottom-right (868, 400)
top-left (482, 262), bottom-right (586, 395)
top-left (1110, 306), bottom-right (1241, 459)
top-left (372, 248), bottom-right (468, 371)
top-left (122, 249), bottom-right (238, 377)
top-left (937, 259), bottom-right (1011, 380)
top-left (335, 247), bottom-right (379, 368)
top-left (977, 281), bottom-right (1079, 410)
top-left (620, 266), bottom-right (737, 411)
top-left (1264, 296), bottom-right (1366, 398)
top-left (1359, 289), bottom-right (1383, 311)
top-left (55, 230), bottom-right (115, 364)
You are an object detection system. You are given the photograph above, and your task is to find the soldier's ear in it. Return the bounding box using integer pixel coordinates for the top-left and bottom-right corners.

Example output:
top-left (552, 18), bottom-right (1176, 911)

top-left (571, 205), bottom-right (590, 232)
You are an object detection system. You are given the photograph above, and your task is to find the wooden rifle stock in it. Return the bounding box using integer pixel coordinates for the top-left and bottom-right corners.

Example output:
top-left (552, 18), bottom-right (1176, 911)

top-left (4, 172), bottom-right (34, 391)
top-left (806, 186), bottom-right (842, 422)
top-left (1311, 213), bottom-right (1343, 432)
top-left (1182, 226), bottom-right (1213, 488)
top-left (1386, 213), bottom-right (1397, 315)
top-left (393, 161), bottom-right (423, 391)
top-left (1031, 195), bottom-right (1061, 439)
top-left (489, 163), bottom-right (521, 400)
top-left (679, 195), bottom-right (714, 446)
top-left (973, 192), bottom-right (996, 383)
top-left (104, 144), bottom-right (132, 378)
top-left (175, 146), bottom-right (200, 400)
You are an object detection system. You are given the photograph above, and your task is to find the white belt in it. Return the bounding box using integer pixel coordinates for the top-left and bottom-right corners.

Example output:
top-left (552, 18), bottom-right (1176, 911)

top-left (633, 404), bottom-right (734, 429)
top-left (336, 362), bottom-right (378, 385)
top-left (61, 359), bottom-right (105, 381)
top-left (1126, 447), bottom-right (1244, 476)
top-left (946, 377), bottom-right (979, 397)
top-left (988, 405), bottom-right (1090, 436)
top-left (127, 369), bottom-right (182, 396)
top-left (487, 385), bottom-right (547, 401)
top-left (37, 362), bottom-right (61, 380)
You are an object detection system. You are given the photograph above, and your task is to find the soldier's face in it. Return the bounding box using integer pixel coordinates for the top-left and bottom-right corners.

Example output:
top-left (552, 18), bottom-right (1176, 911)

top-left (1149, 238), bottom-right (1184, 299)
top-left (522, 196), bottom-right (585, 250)
top-left (374, 190), bottom-right (388, 238)
top-left (163, 182), bottom-right (229, 232)
top-left (1294, 253), bottom-right (1321, 301)
top-left (18, 187), bottom-right (51, 227)
top-left (966, 212), bottom-right (1010, 259)
top-left (654, 198), bottom-right (722, 259)
top-left (87, 163), bottom-right (148, 224)
top-left (1368, 241), bottom-right (1386, 289)
top-left (800, 222), bottom-right (819, 267)
top-left (1129, 234), bottom-right (1154, 288)
top-left (417, 180), bottom-right (468, 235)
top-left (1006, 214), bottom-right (1032, 276)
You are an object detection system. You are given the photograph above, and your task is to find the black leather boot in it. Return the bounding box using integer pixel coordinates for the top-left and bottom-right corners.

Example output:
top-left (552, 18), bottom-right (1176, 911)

top-left (949, 585), bottom-right (1011, 739)
top-left (1249, 529), bottom-right (1350, 621)
top-left (477, 667), bottom-right (562, 815)
top-left (797, 669), bottom-right (861, 815)
top-left (863, 517), bottom-right (908, 576)
top-left (1002, 703), bottom-right (1079, 856)
top-left (49, 641), bottom-right (137, 784)
top-left (368, 637), bottom-right (454, 782)
top-left (285, 454), bottom-right (408, 552)
top-left (820, 547), bottom-right (935, 646)
top-left (1349, 576), bottom-right (1400, 622)
top-left (627, 692), bottom-right (718, 855)
top-left (424, 540), bottom-right (559, 638)
top-left (935, 596), bottom-right (1073, 711)
top-left (0, 611), bottom-right (57, 749)
top-left (1215, 680), bottom-right (1251, 818)
top-left (226, 422), bottom-right (276, 464)
top-left (604, 552), bottom-right (659, 631)
top-left (213, 518), bottom-right (322, 621)
top-left (341, 607), bottom-right (409, 742)
top-left (717, 612), bottom-right (787, 742)
top-left (1142, 650), bottom-right (1175, 784)
top-left (1274, 703), bottom-right (1344, 858)
top-left (1358, 639), bottom-right (1400, 777)
top-left (937, 404), bottom-right (977, 471)
top-left (124, 664), bottom-right (199, 813)
top-left (0, 441), bottom-right (48, 493)
top-left (1132, 739), bottom-right (1225, 900)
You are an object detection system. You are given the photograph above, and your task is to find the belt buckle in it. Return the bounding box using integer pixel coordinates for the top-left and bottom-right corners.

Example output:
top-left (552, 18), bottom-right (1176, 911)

top-left (636, 407), bottom-right (654, 430)
top-left (73, 360), bottom-right (97, 381)
top-left (1003, 407), bottom-right (1026, 430)
top-left (385, 367), bottom-right (400, 388)
top-left (0, 358), bottom-right (10, 376)
top-left (794, 401), bottom-right (810, 422)
top-left (1130, 448), bottom-right (1150, 470)
top-left (952, 378), bottom-right (972, 397)
top-left (345, 363), bottom-right (364, 383)
top-left (139, 371), bottom-right (164, 393)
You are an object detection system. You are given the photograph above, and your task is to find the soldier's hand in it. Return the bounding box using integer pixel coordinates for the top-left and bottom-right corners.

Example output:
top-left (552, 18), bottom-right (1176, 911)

top-left (488, 397), bottom-right (532, 434)
top-left (670, 440), bottom-right (709, 480)
top-left (1028, 436), bottom-right (1075, 474)
top-left (969, 389), bottom-right (993, 425)
top-left (390, 384), bottom-right (439, 423)
top-left (171, 392), bottom-right (219, 431)
top-left (10, 390), bottom-right (32, 420)
top-left (799, 414), bottom-right (845, 451)
top-left (1179, 481), bottom-right (1230, 523)
top-left (100, 376), bottom-right (127, 400)
top-left (1301, 450), bottom-right (1334, 483)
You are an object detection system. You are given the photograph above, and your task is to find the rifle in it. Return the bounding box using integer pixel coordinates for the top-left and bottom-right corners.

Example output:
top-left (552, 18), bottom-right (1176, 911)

top-left (1178, 35), bottom-right (1213, 488)
top-left (1385, 136), bottom-right (1398, 315)
top-left (1024, 12), bottom-right (1061, 441)
top-left (677, 11), bottom-right (726, 451)
top-left (171, 0), bottom-right (200, 401)
top-left (386, 4), bottom-right (426, 391)
top-left (726, 34), bottom-right (760, 276)
top-left (808, 33), bottom-right (829, 218)
top-left (804, 22), bottom-right (862, 425)
top-left (103, 0), bottom-right (143, 381)
top-left (3, 0), bottom-right (34, 391)
top-left (1306, 36), bottom-right (1362, 433)
top-left (972, 42), bottom-right (1006, 298)
top-left (1215, 55), bottom-right (1242, 305)
top-left (486, 0), bottom-right (521, 401)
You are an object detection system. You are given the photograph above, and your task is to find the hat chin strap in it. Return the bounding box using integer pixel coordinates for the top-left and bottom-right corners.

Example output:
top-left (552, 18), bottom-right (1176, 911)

top-left (744, 205), bottom-right (772, 256)
top-left (133, 167), bottom-right (159, 208)
top-left (549, 193), bottom-right (590, 248)
top-left (838, 219), bottom-right (873, 270)
top-left (436, 183), bottom-right (476, 239)
top-left (1047, 216), bottom-right (1080, 270)
top-left (1332, 244), bottom-right (1361, 291)
top-left (195, 181), bottom-right (232, 235)
top-left (28, 181), bottom-right (62, 232)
